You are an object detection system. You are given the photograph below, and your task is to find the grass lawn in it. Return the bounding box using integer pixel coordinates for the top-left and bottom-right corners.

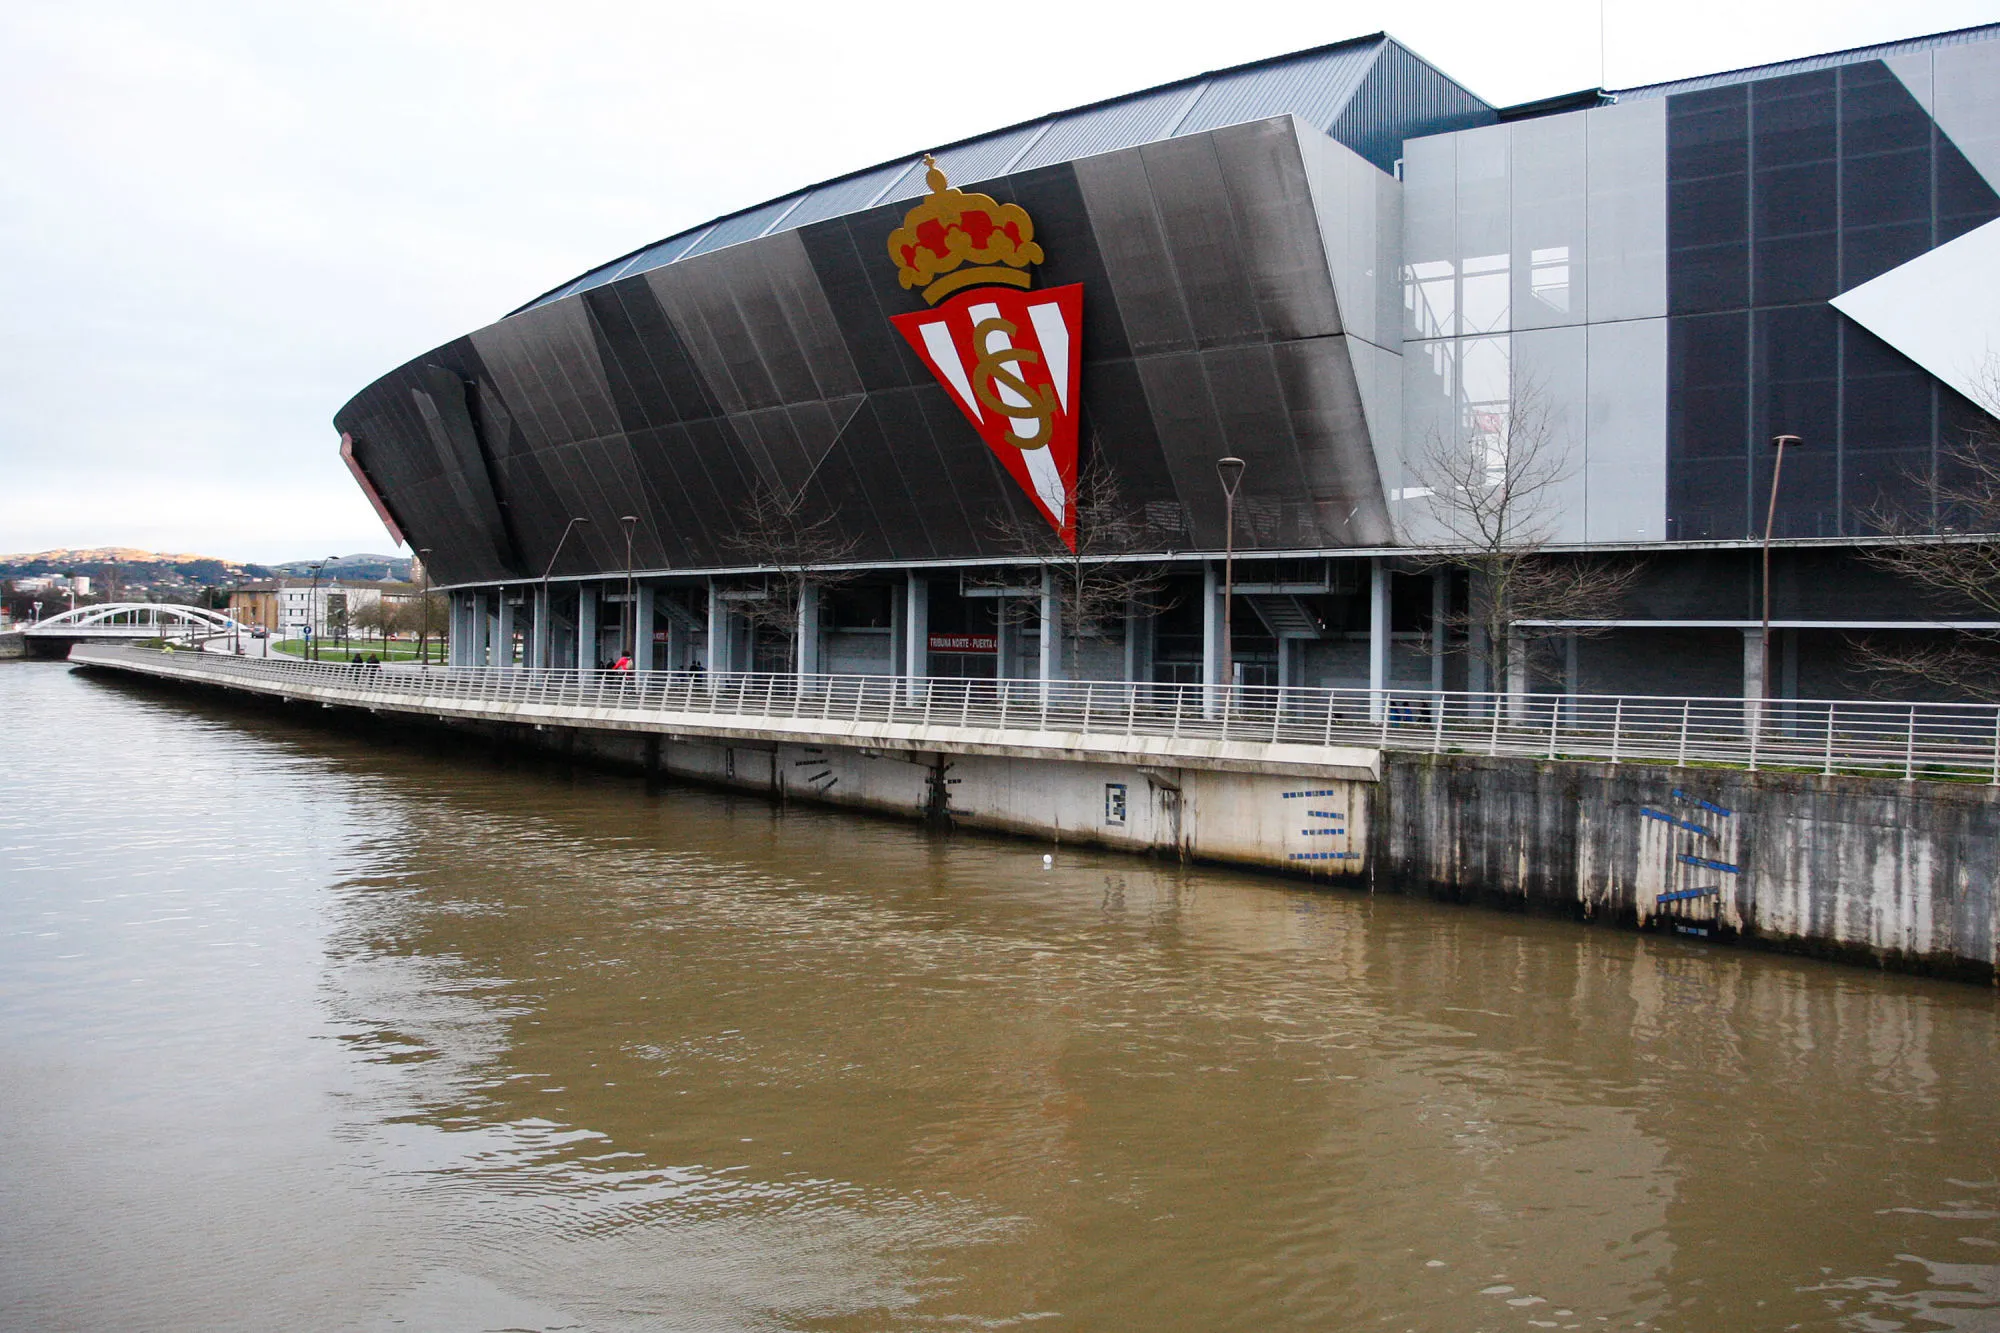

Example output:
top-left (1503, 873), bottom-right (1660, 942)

top-left (271, 640), bottom-right (446, 663)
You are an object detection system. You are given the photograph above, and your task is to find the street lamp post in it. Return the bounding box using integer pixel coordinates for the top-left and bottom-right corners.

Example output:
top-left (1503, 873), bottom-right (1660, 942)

top-left (620, 515), bottom-right (639, 661)
top-left (538, 519), bottom-right (589, 668)
top-left (308, 557), bottom-right (335, 660)
top-left (416, 548), bottom-right (434, 669)
top-left (1215, 457), bottom-right (1246, 695)
top-left (1761, 435), bottom-right (1803, 711)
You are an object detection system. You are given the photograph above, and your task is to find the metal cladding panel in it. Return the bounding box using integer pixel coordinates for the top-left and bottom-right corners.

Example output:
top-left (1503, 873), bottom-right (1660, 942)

top-left (1174, 43), bottom-right (1377, 138)
top-left (1267, 337), bottom-right (1395, 544)
top-left (1208, 119), bottom-right (1346, 341)
top-left (1294, 123), bottom-right (1400, 351)
top-left (1922, 37), bottom-right (2000, 190)
top-left (1662, 57), bottom-right (2000, 541)
top-left (471, 304), bottom-right (618, 454)
top-left (1135, 136), bottom-right (1268, 347)
top-left (339, 123), bottom-right (1401, 583)
top-left (879, 123), bottom-right (1048, 202)
top-left (1071, 150), bottom-right (1195, 355)
top-left (1584, 98), bottom-right (1668, 324)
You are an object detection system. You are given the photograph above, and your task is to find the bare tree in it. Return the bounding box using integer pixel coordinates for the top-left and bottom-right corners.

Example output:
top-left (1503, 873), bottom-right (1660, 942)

top-left (390, 591), bottom-right (448, 659)
top-left (1853, 364), bottom-right (2000, 700)
top-left (1408, 378), bottom-right (1640, 692)
top-left (351, 598), bottom-right (393, 645)
top-left (718, 478), bottom-right (862, 667)
top-left (983, 447), bottom-right (1175, 678)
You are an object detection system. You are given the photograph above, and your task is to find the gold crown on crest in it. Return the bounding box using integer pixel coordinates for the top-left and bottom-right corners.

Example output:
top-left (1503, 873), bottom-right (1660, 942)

top-left (887, 156), bottom-right (1044, 304)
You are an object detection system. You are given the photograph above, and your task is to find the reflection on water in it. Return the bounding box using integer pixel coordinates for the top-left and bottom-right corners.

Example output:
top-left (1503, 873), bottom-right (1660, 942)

top-left (1, 661), bottom-right (1997, 1331)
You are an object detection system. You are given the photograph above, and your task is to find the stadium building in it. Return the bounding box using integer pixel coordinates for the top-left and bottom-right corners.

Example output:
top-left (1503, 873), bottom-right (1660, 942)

top-left (335, 23), bottom-right (2000, 701)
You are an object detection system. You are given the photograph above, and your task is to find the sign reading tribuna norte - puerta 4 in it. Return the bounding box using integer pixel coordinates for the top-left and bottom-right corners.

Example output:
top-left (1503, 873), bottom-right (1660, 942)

top-left (887, 157), bottom-right (1083, 551)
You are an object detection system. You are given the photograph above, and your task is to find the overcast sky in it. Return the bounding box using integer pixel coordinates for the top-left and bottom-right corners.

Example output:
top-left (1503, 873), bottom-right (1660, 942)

top-left (2, 0), bottom-right (1993, 563)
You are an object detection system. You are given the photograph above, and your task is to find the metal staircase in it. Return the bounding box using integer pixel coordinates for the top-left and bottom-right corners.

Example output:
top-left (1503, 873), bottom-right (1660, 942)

top-left (1245, 595), bottom-right (1324, 639)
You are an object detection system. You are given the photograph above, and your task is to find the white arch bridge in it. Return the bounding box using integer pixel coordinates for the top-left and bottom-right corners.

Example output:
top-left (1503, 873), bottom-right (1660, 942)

top-left (21, 603), bottom-right (249, 656)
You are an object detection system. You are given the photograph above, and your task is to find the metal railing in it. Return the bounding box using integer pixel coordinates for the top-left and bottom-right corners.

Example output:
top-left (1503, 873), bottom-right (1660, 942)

top-left (89, 646), bottom-right (2000, 783)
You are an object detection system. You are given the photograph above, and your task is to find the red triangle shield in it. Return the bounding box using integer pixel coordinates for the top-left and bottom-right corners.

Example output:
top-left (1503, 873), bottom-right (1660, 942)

top-left (890, 282), bottom-right (1084, 550)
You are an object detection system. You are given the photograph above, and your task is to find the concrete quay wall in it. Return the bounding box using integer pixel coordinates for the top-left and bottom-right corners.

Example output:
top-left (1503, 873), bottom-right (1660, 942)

top-left (71, 650), bottom-right (2000, 983)
top-left (1378, 755), bottom-right (1999, 981)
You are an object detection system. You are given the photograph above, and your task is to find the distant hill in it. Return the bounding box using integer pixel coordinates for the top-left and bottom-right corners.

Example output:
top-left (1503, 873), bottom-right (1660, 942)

top-left (269, 554), bottom-right (413, 581)
top-left (1, 548), bottom-right (413, 585)
top-left (0, 546), bottom-right (237, 566)
top-left (0, 548), bottom-right (272, 585)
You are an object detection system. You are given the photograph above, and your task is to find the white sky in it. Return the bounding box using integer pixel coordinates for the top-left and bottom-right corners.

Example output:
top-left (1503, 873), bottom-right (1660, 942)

top-left (1, 0), bottom-right (1993, 564)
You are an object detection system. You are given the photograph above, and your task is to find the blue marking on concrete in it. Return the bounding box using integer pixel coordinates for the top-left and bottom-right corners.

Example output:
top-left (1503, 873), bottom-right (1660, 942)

top-left (1306, 810), bottom-right (1344, 820)
top-left (1673, 789), bottom-right (1734, 818)
top-left (1678, 854), bottom-right (1741, 875)
top-left (1283, 789), bottom-right (1343, 799)
top-left (1642, 807), bottom-right (1715, 837)
top-left (1300, 828), bottom-right (1346, 836)
top-left (1658, 886), bottom-right (1720, 904)
top-left (1289, 851), bottom-right (1362, 860)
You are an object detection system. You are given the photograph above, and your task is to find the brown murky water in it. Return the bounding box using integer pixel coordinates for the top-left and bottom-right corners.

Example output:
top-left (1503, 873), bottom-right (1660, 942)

top-left (3, 661), bottom-right (1998, 1331)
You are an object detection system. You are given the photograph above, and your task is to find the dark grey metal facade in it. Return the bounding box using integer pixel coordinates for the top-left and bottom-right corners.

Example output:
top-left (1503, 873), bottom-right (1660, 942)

top-left (336, 118), bottom-right (1399, 589)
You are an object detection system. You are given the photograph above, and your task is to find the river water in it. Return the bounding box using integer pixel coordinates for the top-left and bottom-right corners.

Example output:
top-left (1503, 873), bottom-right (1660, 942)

top-left (2, 660), bottom-right (1998, 1331)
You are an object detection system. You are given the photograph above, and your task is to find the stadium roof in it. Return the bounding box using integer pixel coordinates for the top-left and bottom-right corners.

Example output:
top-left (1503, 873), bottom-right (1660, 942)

top-left (508, 32), bottom-right (1494, 316)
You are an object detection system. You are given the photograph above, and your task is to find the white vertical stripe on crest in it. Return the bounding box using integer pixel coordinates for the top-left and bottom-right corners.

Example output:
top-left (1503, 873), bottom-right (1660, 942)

top-left (919, 319), bottom-right (980, 420)
top-left (1026, 300), bottom-right (1070, 413)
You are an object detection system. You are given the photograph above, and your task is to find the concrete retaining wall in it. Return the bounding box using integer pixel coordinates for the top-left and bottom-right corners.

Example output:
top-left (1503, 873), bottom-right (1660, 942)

top-left (467, 721), bottom-right (1995, 981)
top-left (1376, 755), bottom-right (1999, 980)
top-left (73, 655), bottom-right (2000, 983)
top-left (493, 725), bottom-right (2000, 983)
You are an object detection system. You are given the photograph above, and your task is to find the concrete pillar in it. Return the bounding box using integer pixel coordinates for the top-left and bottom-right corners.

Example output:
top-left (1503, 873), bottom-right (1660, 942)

top-left (1122, 601), bottom-right (1153, 684)
top-left (666, 599), bottom-right (690, 672)
top-left (452, 594), bottom-right (471, 666)
top-left (1563, 633), bottom-right (1580, 724)
top-left (1430, 570), bottom-right (1449, 693)
top-left (530, 584), bottom-right (550, 668)
top-left (472, 591), bottom-right (491, 666)
top-left (1742, 627), bottom-right (1767, 736)
top-left (1038, 567), bottom-right (1059, 682)
top-left (634, 584), bottom-right (655, 672)
top-left (707, 580), bottom-right (727, 674)
top-left (1368, 558), bottom-right (1390, 721)
top-left (904, 574), bottom-right (929, 681)
top-left (995, 597), bottom-right (1015, 681)
top-left (576, 585), bottom-right (597, 670)
top-left (495, 591), bottom-right (514, 669)
top-left (1780, 627), bottom-right (1799, 734)
top-left (1201, 561), bottom-right (1222, 715)
top-left (1507, 628), bottom-right (1527, 719)
top-left (797, 584), bottom-right (821, 676)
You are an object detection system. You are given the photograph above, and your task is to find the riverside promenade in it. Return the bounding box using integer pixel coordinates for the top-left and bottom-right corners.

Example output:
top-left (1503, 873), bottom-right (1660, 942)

top-left (72, 644), bottom-right (2000, 981)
